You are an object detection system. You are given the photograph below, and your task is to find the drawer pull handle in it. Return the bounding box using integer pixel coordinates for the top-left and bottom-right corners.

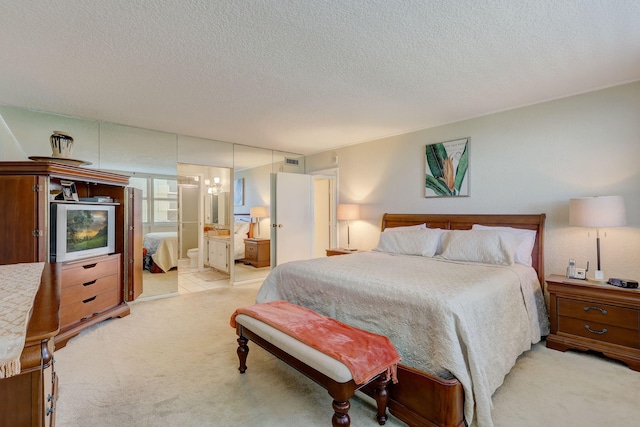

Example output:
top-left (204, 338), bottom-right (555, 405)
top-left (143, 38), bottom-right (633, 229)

top-left (82, 296), bottom-right (97, 304)
top-left (585, 325), bottom-right (608, 335)
top-left (584, 306), bottom-right (607, 315)
top-left (82, 263), bottom-right (98, 269)
top-left (82, 280), bottom-right (97, 287)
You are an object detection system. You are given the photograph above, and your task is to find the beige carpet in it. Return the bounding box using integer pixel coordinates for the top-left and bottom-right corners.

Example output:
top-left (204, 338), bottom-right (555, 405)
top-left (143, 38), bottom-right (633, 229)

top-left (138, 269), bottom-right (178, 299)
top-left (54, 283), bottom-right (640, 427)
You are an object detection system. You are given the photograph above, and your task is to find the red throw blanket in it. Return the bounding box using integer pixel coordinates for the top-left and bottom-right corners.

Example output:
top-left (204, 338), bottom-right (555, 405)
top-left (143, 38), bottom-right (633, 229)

top-left (231, 300), bottom-right (401, 385)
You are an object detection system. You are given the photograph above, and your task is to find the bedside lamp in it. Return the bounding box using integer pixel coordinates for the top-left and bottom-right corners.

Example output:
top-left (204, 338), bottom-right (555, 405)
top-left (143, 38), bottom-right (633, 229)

top-left (337, 204), bottom-right (360, 250)
top-left (569, 196), bottom-right (626, 281)
top-left (250, 206), bottom-right (268, 238)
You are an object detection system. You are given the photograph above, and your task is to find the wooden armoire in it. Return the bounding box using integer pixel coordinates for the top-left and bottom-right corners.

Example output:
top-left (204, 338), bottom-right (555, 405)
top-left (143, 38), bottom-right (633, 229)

top-left (0, 161), bottom-right (142, 348)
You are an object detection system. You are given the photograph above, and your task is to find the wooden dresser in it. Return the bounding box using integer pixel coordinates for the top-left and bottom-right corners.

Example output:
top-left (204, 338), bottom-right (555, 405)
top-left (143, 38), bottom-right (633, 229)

top-left (0, 263), bottom-right (60, 427)
top-left (243, 238), bottom-right (270, 268)
top-left (546, 274), bottom-right (640, 371)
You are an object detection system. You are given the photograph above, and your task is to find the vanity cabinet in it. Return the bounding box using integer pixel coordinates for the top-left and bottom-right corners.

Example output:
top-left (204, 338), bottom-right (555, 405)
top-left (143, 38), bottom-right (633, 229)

top-left (208, 236), bottom-right (230, 273)
top-left (0, 161), bottom-right (137, 349)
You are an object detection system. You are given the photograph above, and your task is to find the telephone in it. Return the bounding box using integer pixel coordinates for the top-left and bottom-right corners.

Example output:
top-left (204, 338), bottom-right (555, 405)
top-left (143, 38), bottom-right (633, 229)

top-left (566, 259), bottom-right (588, 280)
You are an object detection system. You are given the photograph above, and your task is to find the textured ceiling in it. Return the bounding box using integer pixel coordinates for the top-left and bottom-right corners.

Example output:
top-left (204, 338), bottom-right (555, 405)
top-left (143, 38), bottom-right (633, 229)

top-left (1, 0), bottom-right (639, 155)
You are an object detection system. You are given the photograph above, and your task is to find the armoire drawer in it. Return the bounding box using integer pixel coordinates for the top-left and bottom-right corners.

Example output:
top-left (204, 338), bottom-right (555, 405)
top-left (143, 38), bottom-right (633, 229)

top-left (60, 288), bottom-right (119, 326)
top-left (60, 274), bottom-right (118, 307)
top-left (61, 255), bottom-right (120, 288)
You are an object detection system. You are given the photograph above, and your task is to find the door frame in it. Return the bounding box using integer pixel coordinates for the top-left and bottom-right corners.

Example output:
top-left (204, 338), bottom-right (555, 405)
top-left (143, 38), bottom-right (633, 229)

top-left (309, 168), bottom-right (338, 252)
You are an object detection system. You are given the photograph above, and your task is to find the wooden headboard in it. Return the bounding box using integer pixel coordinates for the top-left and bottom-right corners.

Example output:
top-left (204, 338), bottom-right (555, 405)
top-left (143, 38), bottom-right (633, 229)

top-left (381, 213), bottom-right (546, 285)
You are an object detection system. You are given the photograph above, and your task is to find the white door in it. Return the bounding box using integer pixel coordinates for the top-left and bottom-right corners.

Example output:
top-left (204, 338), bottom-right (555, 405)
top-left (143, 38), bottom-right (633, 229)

top-left (273, 172), bottom-right (313, 265)
top-left (179, 184), bottom-right (200, 259)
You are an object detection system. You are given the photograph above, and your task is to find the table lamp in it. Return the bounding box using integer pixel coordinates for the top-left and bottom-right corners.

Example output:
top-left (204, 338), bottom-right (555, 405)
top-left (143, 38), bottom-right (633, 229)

top-left (250, 206), bottom-right (268, 238)
top-left (337, 204), bottom-right (360, 250)
top-left (569, 195), bottom-right (626, 281)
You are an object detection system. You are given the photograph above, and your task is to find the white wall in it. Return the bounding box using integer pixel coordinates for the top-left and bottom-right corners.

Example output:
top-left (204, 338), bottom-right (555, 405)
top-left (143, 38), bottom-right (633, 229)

top-left (306, 81), bottom-right (640, 280)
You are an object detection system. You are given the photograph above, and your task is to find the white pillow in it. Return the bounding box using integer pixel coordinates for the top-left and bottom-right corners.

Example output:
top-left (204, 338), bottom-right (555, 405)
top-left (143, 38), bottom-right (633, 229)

top-left (235, 222), bottom-right (250, 237)
top-left (439, 230), bottom-right (520, 265)
top-left (374, 228), bottom-right (442, 257)
top-left (471, 224), bottom-right (536, 266)
top-left (384, 223), bottom-right (427, 232)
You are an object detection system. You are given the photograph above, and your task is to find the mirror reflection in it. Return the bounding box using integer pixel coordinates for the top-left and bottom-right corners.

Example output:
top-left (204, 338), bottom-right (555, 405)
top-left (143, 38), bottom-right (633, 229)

top-left (175, 164), bottom-right (233, 291)
top-left (232, 145), bottom-right (273, 284)
top-left (0, 104), bottom-right (305, 300)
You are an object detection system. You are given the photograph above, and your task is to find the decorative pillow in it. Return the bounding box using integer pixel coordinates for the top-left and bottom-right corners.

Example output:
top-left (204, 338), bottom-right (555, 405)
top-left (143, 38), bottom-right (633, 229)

top-left (373, 228), bottom-right (442, 257)
top-left (384, 223), bottom-right (427, 232)
top-left (439, 230), bottom-right (520, 265)
top-left (471, 224), bottom-right (536, 266)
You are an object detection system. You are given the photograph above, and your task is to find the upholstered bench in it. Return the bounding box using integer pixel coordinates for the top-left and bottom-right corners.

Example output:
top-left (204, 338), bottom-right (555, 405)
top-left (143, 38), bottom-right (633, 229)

top-left (231, 301), bottom-right (401, 427)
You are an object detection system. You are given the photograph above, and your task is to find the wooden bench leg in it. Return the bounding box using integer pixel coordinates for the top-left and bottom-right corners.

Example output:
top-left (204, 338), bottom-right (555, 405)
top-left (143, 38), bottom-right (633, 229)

top-left (332, 399), bottom-right (351, 427)
top-left (237, 335), bottom-right (249, 373)
top-left (374, 373), bottom-right (390, 425)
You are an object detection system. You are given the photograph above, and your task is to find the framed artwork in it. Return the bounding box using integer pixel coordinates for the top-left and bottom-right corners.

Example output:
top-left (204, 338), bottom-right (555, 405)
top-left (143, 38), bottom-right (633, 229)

top-left (234, 178), bottom-right (244, 206)
top-left (425, 138), bottom-right (469, 197)
top-left (61, 180), bottom-right (79, 201)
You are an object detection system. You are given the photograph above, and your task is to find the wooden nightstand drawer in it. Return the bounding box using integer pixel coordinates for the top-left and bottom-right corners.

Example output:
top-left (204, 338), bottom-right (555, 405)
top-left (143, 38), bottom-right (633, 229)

top-left (558, 316), bottom-right (640, 348)
top-left (546, 274), bottom-right (640, 371)
top-left (245, 244), bottom-right (258, 260)
top-left (243, 239), bottom-right (270, 268)
top-left (558, 298), bottom-right (639, 330)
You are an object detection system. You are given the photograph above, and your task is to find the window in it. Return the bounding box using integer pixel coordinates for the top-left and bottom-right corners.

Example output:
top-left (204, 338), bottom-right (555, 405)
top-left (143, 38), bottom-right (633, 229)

top-left (153, 178), bottom-right (178, 223)
top-left (129, 175), bottom-right (177, 225)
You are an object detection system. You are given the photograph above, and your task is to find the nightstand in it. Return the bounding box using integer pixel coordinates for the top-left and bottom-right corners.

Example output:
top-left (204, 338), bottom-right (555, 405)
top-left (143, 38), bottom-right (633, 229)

top-left (243, 239), bottom-right (270, 268)
top-left (546, 274), bottom-right (640, 371)
top-left (326, 248), bottom-right (358, 256)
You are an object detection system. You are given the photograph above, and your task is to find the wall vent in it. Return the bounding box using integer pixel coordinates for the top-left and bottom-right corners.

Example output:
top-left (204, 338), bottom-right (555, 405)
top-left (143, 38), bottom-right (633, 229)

top-left (285, 157), bottom-right (299, 165)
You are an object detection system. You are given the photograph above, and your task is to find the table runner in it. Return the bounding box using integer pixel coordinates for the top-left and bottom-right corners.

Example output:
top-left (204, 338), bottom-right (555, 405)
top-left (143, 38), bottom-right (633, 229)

top-left (0, 262), bottom-right (45, 378)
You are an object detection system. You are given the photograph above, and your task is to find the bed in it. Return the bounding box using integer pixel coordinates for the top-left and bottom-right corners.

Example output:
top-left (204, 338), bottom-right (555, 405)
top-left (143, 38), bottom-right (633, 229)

top-left (143, 231), bottom-right (179, 273)
top-left (255, 213), bottom-right (549, 427)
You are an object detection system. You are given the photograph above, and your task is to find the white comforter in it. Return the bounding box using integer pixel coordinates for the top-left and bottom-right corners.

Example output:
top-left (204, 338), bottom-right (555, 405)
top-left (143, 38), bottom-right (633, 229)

top-left (256, 251), bottom-right (549, 427)
top-left (143, 232), bottom-right (178, 272)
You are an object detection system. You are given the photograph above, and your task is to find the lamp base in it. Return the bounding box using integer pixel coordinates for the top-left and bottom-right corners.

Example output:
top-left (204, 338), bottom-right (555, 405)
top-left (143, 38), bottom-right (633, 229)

top-left (587, 270), bottom-right (607, 284)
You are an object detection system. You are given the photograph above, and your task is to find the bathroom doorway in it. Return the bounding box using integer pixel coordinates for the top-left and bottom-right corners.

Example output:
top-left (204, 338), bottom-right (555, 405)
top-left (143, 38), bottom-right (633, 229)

top-left (177, 163), bottom-right (232, 294)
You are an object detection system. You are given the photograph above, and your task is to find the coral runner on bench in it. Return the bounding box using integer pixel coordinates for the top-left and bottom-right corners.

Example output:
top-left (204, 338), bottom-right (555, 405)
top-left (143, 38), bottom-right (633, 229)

top-left (230, 300), bottom-right (401, 385)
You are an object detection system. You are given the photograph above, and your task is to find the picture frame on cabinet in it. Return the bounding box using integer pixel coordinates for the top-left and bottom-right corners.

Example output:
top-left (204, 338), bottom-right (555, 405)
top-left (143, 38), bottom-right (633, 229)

top-left (61, 180), bottom-right (79, 201)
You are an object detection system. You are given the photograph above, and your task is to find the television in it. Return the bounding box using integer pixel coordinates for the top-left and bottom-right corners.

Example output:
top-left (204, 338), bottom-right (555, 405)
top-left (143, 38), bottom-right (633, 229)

top-left (50, 203), bottom-right (116, 262)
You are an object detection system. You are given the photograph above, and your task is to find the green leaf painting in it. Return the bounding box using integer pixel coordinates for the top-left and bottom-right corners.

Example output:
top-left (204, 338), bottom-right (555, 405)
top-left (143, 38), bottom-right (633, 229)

top-left (424, 138), bottom-right (469, 197)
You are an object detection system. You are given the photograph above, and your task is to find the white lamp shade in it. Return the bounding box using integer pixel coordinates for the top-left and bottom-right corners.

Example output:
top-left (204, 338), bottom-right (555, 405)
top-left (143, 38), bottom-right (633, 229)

top-left (569, 196), bottom-right (626, 228)
top-left (250, 206), bottom-right (268, 218)
top-left (337, 204), bottom-right (360, 221)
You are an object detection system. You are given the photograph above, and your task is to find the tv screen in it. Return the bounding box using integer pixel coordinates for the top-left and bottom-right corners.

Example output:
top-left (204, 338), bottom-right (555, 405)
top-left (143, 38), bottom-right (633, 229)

top-left (51, 203), bottom-right (116, 262)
